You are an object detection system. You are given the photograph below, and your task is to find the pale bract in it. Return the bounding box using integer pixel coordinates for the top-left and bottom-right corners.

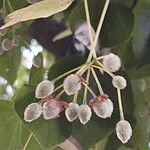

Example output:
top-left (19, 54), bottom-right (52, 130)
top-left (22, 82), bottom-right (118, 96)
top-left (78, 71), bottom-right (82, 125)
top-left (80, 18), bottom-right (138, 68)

top-left (78, 104), bottom-right (92, 125)
top-left (92, 98), bottom-right (113, 118)
top-left (74, 21), bottom-right (100, 52)
top-left (116, 120), bottom-right (132, 144)
top-left (12, 36), bottom-right (20, 46)
top-left (112, 76), bottom-right (127, 89)
top-left (65, 102), bottom-right (79, 122)
top-left (35, 80), bottom-right (54, 99)
top-left (2, 39), bottom-right (13, 51)
top-left (63, 74), bottom-right (81, 95)
top-left (43, 99), bottom-right (61, 120)
top-left (24, 103), bottom-right (42, 122)
top-left (102, 53), bottom-right (121, 72)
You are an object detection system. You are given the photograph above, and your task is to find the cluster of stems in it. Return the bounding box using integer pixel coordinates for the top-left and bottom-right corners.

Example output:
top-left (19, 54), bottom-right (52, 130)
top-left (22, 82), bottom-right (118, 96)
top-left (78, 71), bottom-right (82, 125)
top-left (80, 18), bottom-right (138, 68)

top-left (51, 0), bottom-right (124, 121)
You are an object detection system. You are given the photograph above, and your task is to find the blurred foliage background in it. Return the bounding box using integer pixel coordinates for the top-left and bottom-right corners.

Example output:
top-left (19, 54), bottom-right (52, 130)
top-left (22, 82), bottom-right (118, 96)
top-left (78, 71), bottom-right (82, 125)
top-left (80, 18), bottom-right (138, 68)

top-left (0, 0), bottom-right (150, 150)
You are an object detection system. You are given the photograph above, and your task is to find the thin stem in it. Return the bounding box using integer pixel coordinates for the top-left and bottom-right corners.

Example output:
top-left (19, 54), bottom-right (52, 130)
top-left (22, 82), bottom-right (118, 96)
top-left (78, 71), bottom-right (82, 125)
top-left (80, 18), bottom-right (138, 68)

top-left (2, 0), bottom-right (7, 17)
top-left (83, 69), bottom-right (91, 104)
top-left (22, 133), bottom-right (33, 150)
top-left (53, 65), bottom-right (84, 82)
top-left (96, 56), bottom-right (105, 60)
top-left (91, 67), bottom-right (104, 95)
top-left (83, 0), bottom-right (97, 59)
top-left (87, 0), bottom-right (111, 62)
top-left (53, 84), bottom-right (63, 93)
top-left (56, 89), bottom-right (64, 98)
top-left (95, 61), bottom-right (114, 77)
top-left (82, 82), bottom-right (96, 98)
top-left (73, 92), bottom-right (78, 103)
top-left (117, 89), bottom-right (124, 120)
top-left (76, 60), bottom-right (94, 75)
top-left (76, 64), bottom-right (88, 75)
top-left (6, 0), bottom-right (13, 12)
top-left (92, 65), bottom-right (104, 74)
top-left (53, 29), bottom-right (72, 42)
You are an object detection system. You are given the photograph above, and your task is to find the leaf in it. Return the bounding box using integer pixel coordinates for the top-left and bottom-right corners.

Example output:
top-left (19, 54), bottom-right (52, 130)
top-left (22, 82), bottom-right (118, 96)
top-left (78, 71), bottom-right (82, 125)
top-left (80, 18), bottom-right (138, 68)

top-left (14, 86), bottom-right (72, 149)
top-left (0, 0), bottom-right (74, 29)
top-left (68, 0), bottom-right (134, 47)
top-left (72, 117), bottom-right (113, 150)
top-left (114, 40), bottom-right (134, 70)
top-left (114, 40), bottom-right (150, 79)
top-left (48, 55), bottom-right (86, 81)
top-left (126, 81), bottom-right (150, 150)
top-left (112, 0), bottom-right (135, 8)
top-left (0, 100), bottom-right (41, 150)
top-left (0, 46), bottom-right (21, 85)
top-left (133, 1), bottom-right (150, 68)
top-left (104, 133), bottom-right (122, 150)
top-left (127, 64), bottom-right (150, 79)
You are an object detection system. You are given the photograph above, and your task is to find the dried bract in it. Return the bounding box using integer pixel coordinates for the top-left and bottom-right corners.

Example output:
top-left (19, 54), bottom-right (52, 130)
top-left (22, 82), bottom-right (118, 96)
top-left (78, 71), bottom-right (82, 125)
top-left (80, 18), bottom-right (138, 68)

top-left (63, 74), bottom-right (81, 95)
top-left (35, 80), bottom-right (54, 99)
top-left (2, 39), bottom-right (13, 51)
top-left (65, 102), bottom-right (79, 122)
top-left (112, 76), bottom-right (127, 89)
top-left (102, 53), bottom-right (121, 72)
top-left (116, 120), bottom-right (132, 144)
top-left (78, 104), bottom-right (92, 125)
top-left (74, 21), bottom-right (100, 52)
top-left (91, 95), bottom-right (113, 118)
top-left (43, 99), bottom-right (62, 120)
top-left (24, 103), bottom-right (42, 122)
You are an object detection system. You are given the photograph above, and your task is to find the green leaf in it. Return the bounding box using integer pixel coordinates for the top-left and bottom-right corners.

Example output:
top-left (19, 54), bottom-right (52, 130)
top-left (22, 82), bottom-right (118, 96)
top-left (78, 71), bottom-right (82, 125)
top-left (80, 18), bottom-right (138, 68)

top-left (0, 0), bottom-right (74, 29)
top-left (112, 0), bottom-right (135, 8)
top-left (114, 40), bottom-right (134, 70)
top-left (0, 46), bottom-right (21, 85)
top-left (0, 100), bottom-right (41, 150)
top-left (126, 81), bottom-right (150, 150)
top-left (127, 64), bottom-right (150, 79)
top-left (104, 133), bottom-right (122, 150)
top-left (68, 0), bottom-right (134, 47)
top-left (48, 55), bottom-right (86, 80)
top-left (72, 117), bottom-right (113, 150)
top-left (114, 40), bottom-right (150, 79)
top-left (133, 1), bottom-right (150, 68)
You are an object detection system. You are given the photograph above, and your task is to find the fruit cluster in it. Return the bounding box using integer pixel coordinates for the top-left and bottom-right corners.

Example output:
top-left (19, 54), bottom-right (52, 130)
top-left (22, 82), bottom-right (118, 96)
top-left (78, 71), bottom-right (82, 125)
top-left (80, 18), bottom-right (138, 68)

top-left (24, 52), bottom-right (132, 144)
